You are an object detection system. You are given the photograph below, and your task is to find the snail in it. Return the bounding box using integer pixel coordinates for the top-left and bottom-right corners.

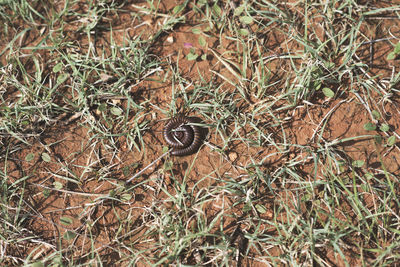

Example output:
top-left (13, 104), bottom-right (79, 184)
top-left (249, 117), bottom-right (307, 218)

top-left (163, 115), bottom-right (202, 156)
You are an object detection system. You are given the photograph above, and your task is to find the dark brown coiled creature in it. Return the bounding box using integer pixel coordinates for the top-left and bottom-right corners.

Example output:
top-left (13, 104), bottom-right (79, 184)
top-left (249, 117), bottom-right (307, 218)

top-left (163, 115), bottom-right (202, 156)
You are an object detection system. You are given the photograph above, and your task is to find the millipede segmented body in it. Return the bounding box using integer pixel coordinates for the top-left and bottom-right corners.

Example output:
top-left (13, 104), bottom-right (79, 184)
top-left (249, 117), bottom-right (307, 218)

top-left (163, 115), bottom-right (202, 156)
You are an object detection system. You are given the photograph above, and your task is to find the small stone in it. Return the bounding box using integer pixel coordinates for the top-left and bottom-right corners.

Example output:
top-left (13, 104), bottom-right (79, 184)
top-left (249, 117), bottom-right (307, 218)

top-left (149, 173), bottom-right (158, 180)
top-left (166, 36), bottom-right (174, 43)
top-left (228, 152), bottom-right (238, 161)
top-left (112, 99), bottom-right (121, 105)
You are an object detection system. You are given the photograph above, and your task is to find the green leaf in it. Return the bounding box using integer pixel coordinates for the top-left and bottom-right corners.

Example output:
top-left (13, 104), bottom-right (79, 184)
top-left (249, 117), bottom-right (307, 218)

top-left (43, 189), bottom-right (50, 198)
top-left (363, 122), bottom-right (376, 131)
top-left (234, 5), bottom-right (245, 16)
top-left (371, 110), bottom-right (381, 120)
top-left (242, 203), bottom-right (252, 212)
top-left (41, 152), bottom-right (51, 162)
top-left (387, 51), bottom-right (396, 60)
top-left (60, 216), bottom-right (73, 226)
top-left (389, 227), bottom-right (400, 235)
top-left (51, 256), bottom-right (64, 266)
top-left (325, 62), bottom-right (335, 69)
top-left (197, 0), bottom-right (207, 6)
top-left (238, 28), bottom-right (249, 36)
top-left (53, 181), bottom-right (63, 190)
top-left (25, 153), bottom-right (35, 162)
top-left (162, 146), bottom-right (169, 153)
top-left (374, 135), bottom-right (383, 145)
top-left (201, 54), bottom-right (207, 61)
top-left (394, 42), bottom-right (400, 54)
top-left (122, 166), bottom-right (131, 176)
top-left (313, 80), bottom-right (322, 90)
top-left (57, 73), bottom-right (69, 84)
top-left (164, 160), bottom-right (173, 171)
top-left (379, 124), bottom-right (389, 132)
top-left (121, 193), bottom-right (132, 201)
top-left (365, 173), bottom-right (373, 179)
top-left (322, 87), bottom-right (334, 98)
top-left (212, 3), bottom-right (222, 16)
top-left (98, 103), bottom-right (106, 112)
top-left (198, 35), bottom-right (206, 47)
top-left (110, 107), bottom-right (122, 116)
top-left (192, 28), bottom-right (202, 34)
top-left (387, 136), bottom-right (396, 146)
top-left (352, 160), bottom-right (364, 168)
top-left (63, 231), bottom-right (76, 240)
top-left (255, 204), bottom-right (267, 214)
top-left (240, 16), bottom-right (253, 24)
top-left (30, 262), bottom-right (44, 267)
top-left (172, 4), bottom-right (184, 15)
top-left (187, 52), bottom-right (198, 61)
top-left (53, 62), bottom-right (63, 73)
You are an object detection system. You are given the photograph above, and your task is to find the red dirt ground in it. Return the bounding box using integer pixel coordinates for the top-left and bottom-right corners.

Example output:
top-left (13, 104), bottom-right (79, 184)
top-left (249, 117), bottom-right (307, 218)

top-left (1, 0), bottom-right (400, 266)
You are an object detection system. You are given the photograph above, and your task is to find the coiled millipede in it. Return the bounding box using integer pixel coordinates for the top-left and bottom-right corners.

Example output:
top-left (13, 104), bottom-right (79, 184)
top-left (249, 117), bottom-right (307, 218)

top-left (163, 115), bottom-right (202, 156)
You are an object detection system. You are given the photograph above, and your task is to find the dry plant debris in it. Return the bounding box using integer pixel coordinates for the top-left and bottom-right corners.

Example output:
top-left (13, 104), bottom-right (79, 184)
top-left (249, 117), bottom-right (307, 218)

top-left (1, 0), bottom-right (400, 266)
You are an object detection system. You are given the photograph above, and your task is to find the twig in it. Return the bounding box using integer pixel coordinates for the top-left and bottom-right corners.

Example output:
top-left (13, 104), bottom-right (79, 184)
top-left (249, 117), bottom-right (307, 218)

top-left (125, 149), bottom-right (171, 184)
top-left (33, 183), bottom-right (106, 197)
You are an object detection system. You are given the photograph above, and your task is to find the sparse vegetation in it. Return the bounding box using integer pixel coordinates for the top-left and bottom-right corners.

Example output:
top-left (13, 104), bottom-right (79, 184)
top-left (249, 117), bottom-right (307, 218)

top-left (1, 0), bottom-right (400, 266)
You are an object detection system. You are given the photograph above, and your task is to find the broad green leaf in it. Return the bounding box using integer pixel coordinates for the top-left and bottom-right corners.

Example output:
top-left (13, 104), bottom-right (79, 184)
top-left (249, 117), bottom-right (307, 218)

top-left (60, 216), bottom-right (73, 226)
top-left (394, 42), bottom-right (400, 54)
top-left (352, 160), bottom-right (364, 168)
top-left (43, 189), bottom-right (50, 198)
top-left (379, 124), bottom-right (389, 132)
top-left (387, 51), bottom-right (396, 60)
top-left (374, 135), bottom-right (383, 145)
top-left (242, 203), bottom-right (251, 212)
top-left (238, 28), bottom-right (249, 36)
top-left (63, 231), bottom-right (76, 240)
top-left (363, 122), bottom-right (376, 131)
top-left (109, 190), bottom-right (116, 197)
top-left (371, 110), bottom-right (381, 120)
top-left (30, 262), bottom-right (44, 267)
top-left (234, 5), bottom-right (244, 16)
top-left (111, 107), bottom-right (122, 116)
top-left (53, 181), bottom-right (63, 190)
top-left (162, 146), bottom-right (169, 153)
top-left (322, 87), bottom-right (334, 98)
top-left (98, 103), bottom-right (106, 111)
top-left (25, 153), bottom-right (35, 162)
top-left (164, 160), bottom-right (173, 171)
top-left (192, 28), bottom-right (202, 34)
top-left (365, 173), bottom-right (373, 179)
top-left (41, 152), bottom-right (51, 162)
top-left (121, 193), bottom-right (132, 201)
top-left (53, 62), bottom-right (63, 73)
top-left (240, 16), bottom-right (253, 24)
top-left (122, 166), bottom-right (131, 176)
top-left (57, 73), bottom-right (69, 84)
top-left (187, 52), bottom-right (198, 61)
top-left (255, 204), bottom-right (267, 214)
top-left (198, 35), bottom-right (206, 47)
top-left (387, 136), bottom-right (396, 146)
top-left (172, 4), bottom-right (184, 15)
top-left (212, 3), bottom-right (222, 16)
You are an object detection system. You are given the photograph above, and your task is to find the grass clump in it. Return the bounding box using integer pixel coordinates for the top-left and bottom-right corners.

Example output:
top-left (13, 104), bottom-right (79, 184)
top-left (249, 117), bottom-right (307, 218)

top-left (1, 0), bottom-right (400, 266)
